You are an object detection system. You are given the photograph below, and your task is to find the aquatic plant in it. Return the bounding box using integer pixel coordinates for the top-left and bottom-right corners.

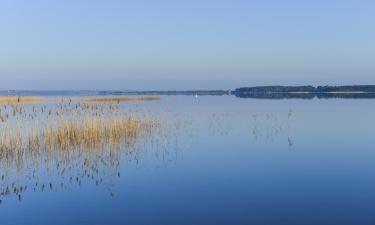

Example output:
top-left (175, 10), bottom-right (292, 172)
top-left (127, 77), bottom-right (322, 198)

top-left (0, 96), bottom-right (45, 105)
top-left (0, 96), bottom-right (184, 205)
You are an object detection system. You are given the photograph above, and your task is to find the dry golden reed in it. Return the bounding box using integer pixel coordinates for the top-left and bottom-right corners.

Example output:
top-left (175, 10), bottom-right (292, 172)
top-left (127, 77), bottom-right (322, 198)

top-left (0, 96), bottom-right (45, 105)
top-left (0, 97), bottom-right (186, 205)
top-left (0, 96), bottom-right (162, 157)
top-left (43, 114), bottom-right (158, 151)
top-left (0, 115), bottom-right (158, 155)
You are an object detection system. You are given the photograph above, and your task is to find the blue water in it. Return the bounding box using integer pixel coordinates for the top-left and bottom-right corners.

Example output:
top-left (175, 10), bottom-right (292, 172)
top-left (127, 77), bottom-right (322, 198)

top-left (1, 95), bottom-right (375, 225)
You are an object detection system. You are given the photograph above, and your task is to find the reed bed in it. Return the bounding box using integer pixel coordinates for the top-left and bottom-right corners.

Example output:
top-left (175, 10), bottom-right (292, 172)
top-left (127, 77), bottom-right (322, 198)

top-left (0, 96), bottom-right (45, 105)
top-left (43, 114), bottom-right (158, 151)
top-left (0, 97), bottom-right (185, 204)
top-left (0, 97), bottom-right (163, 167)
top-left (0, 115), bottom-right (159, 154)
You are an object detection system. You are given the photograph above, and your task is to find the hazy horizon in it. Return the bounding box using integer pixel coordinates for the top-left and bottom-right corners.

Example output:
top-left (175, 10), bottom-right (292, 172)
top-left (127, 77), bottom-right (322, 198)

top-left (1, 0), bottom-right (374, 90)
top-left (2, 78), bottom-right (375, 91)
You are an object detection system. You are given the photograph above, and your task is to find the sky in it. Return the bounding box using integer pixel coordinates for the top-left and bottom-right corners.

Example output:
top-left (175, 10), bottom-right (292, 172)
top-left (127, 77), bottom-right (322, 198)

top-left (0, 0), bottom-right (374, 90)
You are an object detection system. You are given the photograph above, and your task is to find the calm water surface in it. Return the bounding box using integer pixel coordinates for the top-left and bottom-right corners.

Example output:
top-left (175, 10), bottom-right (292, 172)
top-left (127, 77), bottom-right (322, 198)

top-left (1, 95), bottom-right (375, 225)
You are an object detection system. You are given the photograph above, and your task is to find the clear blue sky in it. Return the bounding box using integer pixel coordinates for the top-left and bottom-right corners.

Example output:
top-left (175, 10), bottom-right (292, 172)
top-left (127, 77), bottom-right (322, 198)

top-left (0, 0), bottom-right (374, 90)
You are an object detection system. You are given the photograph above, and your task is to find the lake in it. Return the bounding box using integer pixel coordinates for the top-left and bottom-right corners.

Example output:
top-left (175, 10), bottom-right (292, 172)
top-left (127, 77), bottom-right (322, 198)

top-left (1, 95), bottom-right (375, 225)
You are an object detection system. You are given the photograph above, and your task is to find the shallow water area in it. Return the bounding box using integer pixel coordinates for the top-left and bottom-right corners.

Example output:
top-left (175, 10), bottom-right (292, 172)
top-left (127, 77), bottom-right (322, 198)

top-left (1, 95), bottom-right (375, 225)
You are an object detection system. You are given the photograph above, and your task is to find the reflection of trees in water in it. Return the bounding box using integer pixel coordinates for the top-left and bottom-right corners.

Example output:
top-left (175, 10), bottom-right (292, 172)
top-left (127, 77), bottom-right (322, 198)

top-left (251, 109), bottom-right (294, 147)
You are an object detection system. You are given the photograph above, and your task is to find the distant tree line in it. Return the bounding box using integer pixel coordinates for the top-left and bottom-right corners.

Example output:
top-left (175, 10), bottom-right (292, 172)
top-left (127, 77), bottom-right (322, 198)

top-left (232, 85), bottom-right (375, 94)
top-left (315, 85), bottom-right (375, 92)
top-left (233, 86), bottom-right (315, 93)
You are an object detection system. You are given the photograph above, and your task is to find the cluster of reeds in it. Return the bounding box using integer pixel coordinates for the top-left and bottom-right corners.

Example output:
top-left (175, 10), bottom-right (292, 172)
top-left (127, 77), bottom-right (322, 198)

top-left (0, 115), bottom-right (159, 155)
top-left (0, 99), bottom-right (124, 124)
top-left (0, 137), bottom-right (124, 203)
top-left (0, 96), bottom-right (44, 105)
top-left (0, 95), bottom-right (187, 205)
top-left (0, 95), bottom-right (165, 170)
top-left (43, 114), bottom-right (159, 151)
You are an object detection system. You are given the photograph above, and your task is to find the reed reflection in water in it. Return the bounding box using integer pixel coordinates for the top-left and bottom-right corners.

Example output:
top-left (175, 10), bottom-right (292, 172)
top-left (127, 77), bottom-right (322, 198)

top-left (250, 109), bottom-right (294, 146)
top-left (206, 109), bottom-right (295, 147)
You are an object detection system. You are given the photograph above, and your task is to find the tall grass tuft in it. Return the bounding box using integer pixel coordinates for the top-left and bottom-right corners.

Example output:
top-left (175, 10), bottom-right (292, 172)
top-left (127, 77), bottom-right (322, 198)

top-left (0, 96), bottom-right (45, 105)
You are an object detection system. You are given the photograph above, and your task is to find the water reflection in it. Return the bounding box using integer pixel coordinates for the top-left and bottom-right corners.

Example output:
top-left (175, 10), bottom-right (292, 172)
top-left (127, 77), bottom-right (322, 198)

top-left (0, 126), bottom-right (181, 205)
top-left (250, 110), bottom-right (294, 147)
top-left (206, 110), bottom-right (295, 147)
